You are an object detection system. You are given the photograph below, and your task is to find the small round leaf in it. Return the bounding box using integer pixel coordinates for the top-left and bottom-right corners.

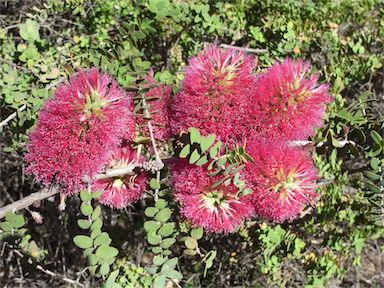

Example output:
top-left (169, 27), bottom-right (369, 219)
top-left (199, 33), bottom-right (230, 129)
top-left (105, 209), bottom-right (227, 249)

top-left (154, 208), bottom-right (172, 222)
top-left (95, 245), bottom-right (119, 259)
top-left (144, 207), bottom-right (159, 217)
top-left (77, 219), bottom-right (91, 230)
top-left (80, 190), bottom-right (92, 202)
top-left (73, 235), bottom-right (93, 249)
top-left (191, 227), bottom-right (203, 240)
top-left (81, 203), bottom-right (93, 216)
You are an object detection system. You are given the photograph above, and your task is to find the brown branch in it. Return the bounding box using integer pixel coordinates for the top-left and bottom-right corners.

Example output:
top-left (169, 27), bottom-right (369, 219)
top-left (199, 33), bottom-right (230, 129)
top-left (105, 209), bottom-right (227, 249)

top-left (142, 98), bottom-right (164, 201)
top-left (0, 163), bottom-right (139, 219)
top-left (219, 44), bottom-right (268, 54)
top-left (0, 187), bottom-right (59, 219)
top-left (0, 104), bottom-right (27, 128)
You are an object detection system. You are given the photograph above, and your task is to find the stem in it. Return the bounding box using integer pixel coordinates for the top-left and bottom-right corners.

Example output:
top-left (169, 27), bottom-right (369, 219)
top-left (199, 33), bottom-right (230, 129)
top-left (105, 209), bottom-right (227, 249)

top-left (0, 163), bottom-right (139, 219)
top-left (219, 44), bottom-right (268, 54)
top-left (0, 187), bottom-right (59, 219)
top-left (142, 98), bottom-right (164, 201)
top-left (0, 104), bottom-right (26, 128)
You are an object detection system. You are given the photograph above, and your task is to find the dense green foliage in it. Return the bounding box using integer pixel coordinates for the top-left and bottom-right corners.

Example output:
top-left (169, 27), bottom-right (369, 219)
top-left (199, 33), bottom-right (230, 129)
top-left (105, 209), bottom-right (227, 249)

top-left (1, 0), bottom-right (383, 287)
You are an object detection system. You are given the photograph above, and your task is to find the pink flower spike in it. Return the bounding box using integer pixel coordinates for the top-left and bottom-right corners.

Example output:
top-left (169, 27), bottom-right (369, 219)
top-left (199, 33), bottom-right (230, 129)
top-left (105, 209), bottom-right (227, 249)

top-left (243, 140), bottom-right (319, 222)
top-left (250, 58), bottom-right (331, 140)
top-left (92, 145), bottom-right (147, 209)
top-left (25, 69), bottom-right (136, 194)
top-left (171, 160), bottom-right (254, 233)
top-left (170, 44), bottom-right (257, 145)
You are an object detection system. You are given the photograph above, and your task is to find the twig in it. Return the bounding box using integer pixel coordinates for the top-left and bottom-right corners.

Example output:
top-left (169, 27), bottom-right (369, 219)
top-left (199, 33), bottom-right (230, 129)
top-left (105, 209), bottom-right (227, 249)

top-left (5, 241), bottom-right (84, 287)
top-left (142, 98), bottom-right (164, 201)
top-left (0, 187), bottom-right (59, 219)
top-left (0, 58), bottom-right (40, 78)
top-left (0, 104), bottom-right (27, 128)
top-left (0, 163), bottom-right (138, 219)
top-left (36, 264), bottom-right (85, 287)
top-left (0, 66), bottom-right (67, 129)
top-left (219, 44), bottom-right (268, 54)
top-left (94, 163), bottom-right (138, 180)
top-left (2, 24), bottom-right (19, 30)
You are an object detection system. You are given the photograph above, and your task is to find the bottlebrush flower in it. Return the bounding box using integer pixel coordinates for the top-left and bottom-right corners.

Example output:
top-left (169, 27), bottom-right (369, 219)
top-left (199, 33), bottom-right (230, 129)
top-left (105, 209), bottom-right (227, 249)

top-left (171, 160), bottom-right (254, 233)
top-left (136, 71), bottom-right (172, 141)
top-left (250, 58), bottom-right (331, 140)
top-left (92, 145), bottom-right (147, 208)
top-left (25, 69), bottom-right (136, 194)
top-left (243, 140), bottom-right (318, 222)
top-left (171, 44), bottom-right (256, 145)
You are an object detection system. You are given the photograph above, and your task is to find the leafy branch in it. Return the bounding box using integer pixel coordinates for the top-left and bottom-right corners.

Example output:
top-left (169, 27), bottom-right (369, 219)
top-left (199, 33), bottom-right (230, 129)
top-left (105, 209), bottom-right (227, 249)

top-left (177, 127), bottom-right (253, 196)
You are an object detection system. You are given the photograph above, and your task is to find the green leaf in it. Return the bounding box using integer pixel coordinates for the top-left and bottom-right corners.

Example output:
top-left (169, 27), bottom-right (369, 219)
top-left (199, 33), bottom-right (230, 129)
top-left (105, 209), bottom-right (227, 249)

top-left (158, 223), bottom-right (175, 237)
top-left (152, 247), bottom-right (163, 254)
top-left (5, 213), bottom-right (25, 228)
top-left (73, 235), bottom-right (93, 249)
top-left (211, 177), bottom-right (227, 188)
top-left (160, 238), bottom-right (176, 248)
top-left (77, 219), bottom-right (91, 230)
top-left (184, 237), bottom-right (197, 250)
top-left (154, 208), bottom-right (172, 222)
top-left (91, 229), bottom-right (102, 239)
top-left (105, 269), bottom-right (120, 287)
top-left (183, 249), bottom-right (196, 256)
top-left (87, 254), bottom-right (100, 266)
top-left (81, 203), bottom-right (93, 216)
top-left (155, 199), bottom-right (167, 209)
top-left (217, 157), bottom-right (227, 166)
top-left (91, 206), bottom-right (102, 221)
top-left (191, 227), bottom-right (203, 240)
top-left (0, 222), bottom-right (13, 232)
top-left (371, 130), bottom-right (383, 146)
top-left (153, 274), bottom-right (166, 288)
top-left (179, 144), bottom-right (190, 158)
top-left (83, 247), bottom-right (94, 257)
top-left (162, 249), bottom-right (172, 256)
top-left (95, 245), bottom-right (119, 259)
top-left (189, 149), bottom-right (200, 164)
top-left (189, 127), bottom-right (201, 144)
top-left (19, 19), bottom-right (40, 42)
top-left (240, 188), bottom-right (253, 196)
top-left (164, 257), bottom-right (178, 269)
top-left (160, 265), bottom-right (183, 280)
top-left (94, 232), bottom-right (112, 247)
top-left (92, 191), bottom-right (103, 199)
top-left (147, 233), bottom-right (162, 245)
top-left (105, 269), bottom-right (121, 288)
top-left (153, 255), bottom-right (167, 266)
top-left (195, 155), bottom-right (209, 166)
top-left (200, 134), bottom-right (216, 153)
top-left (370, 157), bottom-right (381, 170)
top-left (150, 178), bottom-right (161, 190)
top-left (365, 181), bottom-right (381, 193)
top-left (209, 141), bottom-right (222, 158)
top-left (363, 171), bottom-right (381, 180)
top-left (91, 218), bottom-right (103, 231)
top-left (144, 220), bottom-right (161, 233)
top-left (80, 190), bottom-right (92, 202)
top-left (98, 263), bottom-right (110, 276)
top-left (145, 207), bottom-right (159, 217)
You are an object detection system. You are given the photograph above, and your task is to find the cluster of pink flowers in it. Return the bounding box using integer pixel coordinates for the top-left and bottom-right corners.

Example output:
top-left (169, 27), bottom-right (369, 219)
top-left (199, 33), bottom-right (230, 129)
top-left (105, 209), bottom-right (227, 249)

top-left (26, 44), bottom-right (331, 232)
top-left (170, 45), bottom-right (256, 145)
top-left (170, 45), bottom-right (331, 232)
top-left (171, 160), bottom-right (253, 233)
top-left (92, 145), bottom-right (147, 208)
top-left (25, 69), bottom-right (155, 207)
